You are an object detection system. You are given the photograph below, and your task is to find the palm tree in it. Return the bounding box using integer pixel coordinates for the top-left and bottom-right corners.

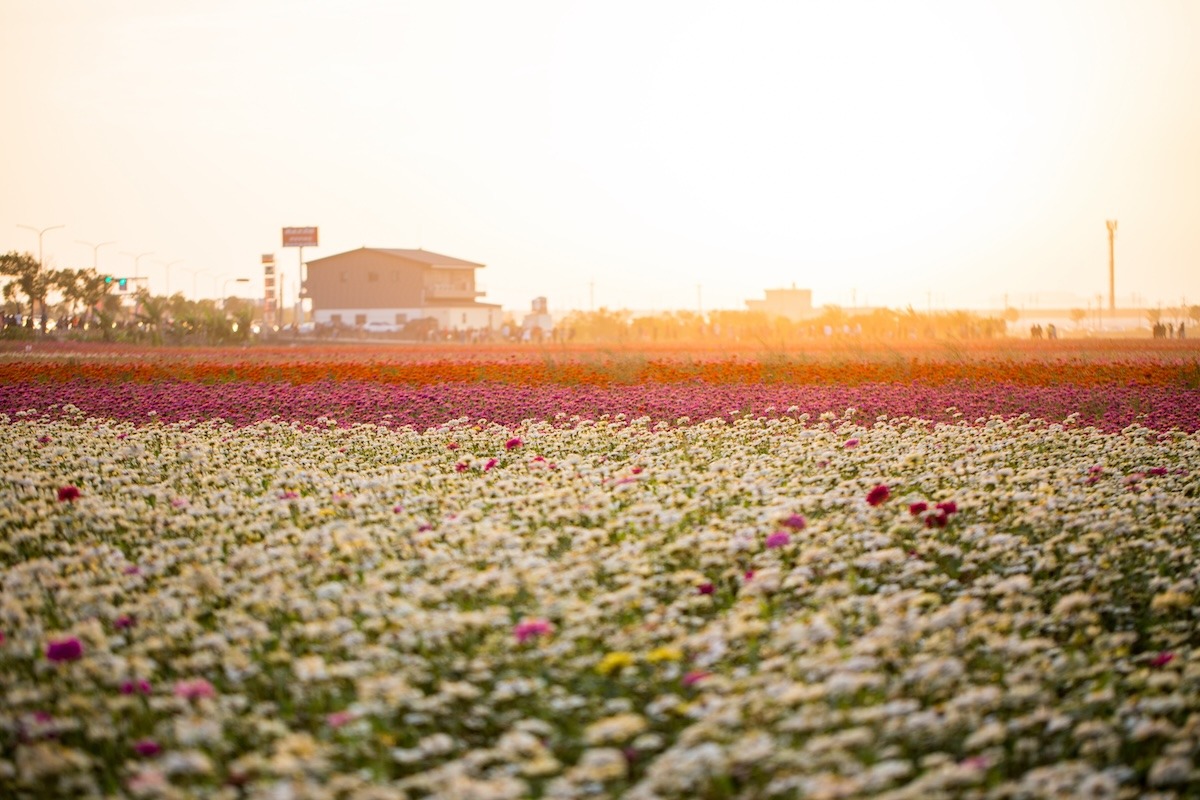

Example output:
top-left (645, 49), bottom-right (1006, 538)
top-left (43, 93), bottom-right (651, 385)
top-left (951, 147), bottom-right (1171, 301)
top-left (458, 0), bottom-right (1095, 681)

top-left (0, 251), bottom-right (50, 326)
top-left (135, 291), bottom-right (170, 345)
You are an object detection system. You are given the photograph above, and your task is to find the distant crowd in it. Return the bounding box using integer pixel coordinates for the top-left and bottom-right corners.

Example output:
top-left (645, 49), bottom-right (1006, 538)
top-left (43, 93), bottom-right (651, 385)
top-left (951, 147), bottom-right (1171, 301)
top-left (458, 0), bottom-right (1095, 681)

top-left (1152, 321), bottom-right (1186, 339)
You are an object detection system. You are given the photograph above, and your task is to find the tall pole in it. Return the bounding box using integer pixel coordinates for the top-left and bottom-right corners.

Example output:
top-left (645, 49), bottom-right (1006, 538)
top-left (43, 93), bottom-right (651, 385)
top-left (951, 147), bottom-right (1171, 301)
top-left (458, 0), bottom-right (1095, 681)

top-left (17, 224), bottom-right (65, 272)
top-left (157, 260), bottom-right (182, 298)
top-left (1106, 220), bottom-right (1117, 313)
top-left (121, 251), bottom-right (154, 280)
top-left (76, 240), bottom-right (115, 273)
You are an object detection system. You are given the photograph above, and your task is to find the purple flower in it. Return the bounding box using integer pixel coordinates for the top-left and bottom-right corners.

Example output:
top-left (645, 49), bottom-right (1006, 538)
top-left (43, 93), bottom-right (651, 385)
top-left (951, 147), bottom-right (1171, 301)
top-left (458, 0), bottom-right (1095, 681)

top-left (46, 637), bottom-right (83, 662)
top-left (765, 531), bottom-right (791, 549)
top-left (780, 513), bottom-right (806, 530)
top-left (133, 739), bottom-right (161, 757)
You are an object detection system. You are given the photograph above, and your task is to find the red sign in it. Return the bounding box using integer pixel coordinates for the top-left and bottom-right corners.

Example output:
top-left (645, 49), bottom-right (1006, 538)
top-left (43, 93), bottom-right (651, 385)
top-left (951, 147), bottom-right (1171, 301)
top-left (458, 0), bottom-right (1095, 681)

top-left (262, 254), bottom-right (275, 264)
top-left (282, 227), bottom-right (318, 247)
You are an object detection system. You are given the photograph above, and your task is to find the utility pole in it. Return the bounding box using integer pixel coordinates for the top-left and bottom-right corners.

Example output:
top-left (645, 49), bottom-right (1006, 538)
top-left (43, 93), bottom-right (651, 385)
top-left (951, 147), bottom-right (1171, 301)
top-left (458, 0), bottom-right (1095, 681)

top-left (1106, 220), bottom-right (1117, 313)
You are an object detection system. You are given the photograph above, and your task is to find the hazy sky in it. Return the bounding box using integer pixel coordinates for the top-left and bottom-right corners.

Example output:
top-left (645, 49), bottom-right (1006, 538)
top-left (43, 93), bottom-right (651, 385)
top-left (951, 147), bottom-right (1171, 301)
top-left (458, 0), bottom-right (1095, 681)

top-left (3, 0), bottom-right (1198, 313)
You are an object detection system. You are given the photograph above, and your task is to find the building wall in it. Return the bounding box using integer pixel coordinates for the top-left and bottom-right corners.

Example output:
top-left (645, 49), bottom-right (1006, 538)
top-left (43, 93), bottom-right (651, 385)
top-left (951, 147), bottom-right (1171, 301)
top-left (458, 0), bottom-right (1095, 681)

top-left (314, 305), bottom-right (500, 330)
top-left (305, 251), bottom-right (427, 311)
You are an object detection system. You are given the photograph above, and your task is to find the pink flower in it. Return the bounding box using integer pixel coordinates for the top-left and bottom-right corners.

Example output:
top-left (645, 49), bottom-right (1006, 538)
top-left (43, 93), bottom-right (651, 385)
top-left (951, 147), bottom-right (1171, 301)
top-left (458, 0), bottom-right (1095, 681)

top-left (446, 442), bottom-right (460, 450)
top-left (682, 670), bottom-right (711, 686)
top-left (46, 637), bottom-right (83, 662)
top-left (513, 618), bottom-right (554, 643)
top-left (454, 462), bottom-right (469, 473)
top-left (133, 739), bottom-right (161, 757)
top-left (843, 438), bottom-right (860, 449)
top-left (866, 484), bottom-right (890, 506)
top-left (120, 679), bottom-right (153, 695)
top-left (57, 485), bottom-right (81, 503)
top-left (113, 615), bottom-right (135, 630)
top-left (122, 565), bottom-right (141, 576)
top-left (173, 678), bottom-right (216, 701)
top-left (743, 570), bottom-right (755, 582)
top-left (484, 458), bottom-right (498, 471)
top-left (505, 437), bottom-right (523, 450)
top-left (393, 504), bottom-right (404, 513)
top-left (1150, 651), bottom-right (1176, 668)
top-left (326, 710), bottom-right (355, 728)
top-left (908, 501), bottom-right (928, 516)
top-left (37, 435), bottom-right (51, 444)
top-left (697, 582), bottom-right (715, 595)
top-left (780, 513), bottom-right (806, 530)
top-left (279, 490), bottom-right (299, 500)
top-left (765, 531), bottom-right (791, 549)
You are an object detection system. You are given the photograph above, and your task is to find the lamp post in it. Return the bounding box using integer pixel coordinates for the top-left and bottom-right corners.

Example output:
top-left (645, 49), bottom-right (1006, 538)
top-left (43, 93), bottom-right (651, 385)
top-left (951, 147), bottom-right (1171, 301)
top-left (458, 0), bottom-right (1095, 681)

top-left (157, 260), bottom-right (182, 298)
top-left (1106, 220), bottom-right (1118, 314)
top-left (182, 267), bottom-right (211, 300)
top-left (17, 224), bottom-right (64, 330)
top-left (76, 239), bottom-right (115, 273)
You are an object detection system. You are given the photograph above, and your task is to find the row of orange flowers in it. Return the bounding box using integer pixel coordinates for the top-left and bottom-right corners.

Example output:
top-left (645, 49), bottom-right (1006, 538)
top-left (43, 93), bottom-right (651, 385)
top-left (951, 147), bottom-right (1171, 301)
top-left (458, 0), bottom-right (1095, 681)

top-left (3, 356), bottom-right (1198, 387)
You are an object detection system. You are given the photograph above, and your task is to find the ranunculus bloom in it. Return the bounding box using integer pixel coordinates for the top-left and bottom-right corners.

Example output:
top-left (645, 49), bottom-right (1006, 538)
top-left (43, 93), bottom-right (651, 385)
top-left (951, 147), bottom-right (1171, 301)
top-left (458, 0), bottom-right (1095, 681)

top-left (173, 678), bottom-right (216, 700)
top-left (133, 739), bottom-right (161, 757)
top-left (57, 485), bottom-right (81, 503)
top-left (513, 618), bottom-right (554, 643)
top-left (866, 484), bottom-right (890, 506)
top-left (780, 513), bottom-right (806, 530)
top-left (46, 637), bottom-right (83, 662)
top-left (1150, 651), bottom-right (1176, 668)
top-left (765, 531), bottom-right (791, 549)
top-left (505, 437), bottom-right (522, 450)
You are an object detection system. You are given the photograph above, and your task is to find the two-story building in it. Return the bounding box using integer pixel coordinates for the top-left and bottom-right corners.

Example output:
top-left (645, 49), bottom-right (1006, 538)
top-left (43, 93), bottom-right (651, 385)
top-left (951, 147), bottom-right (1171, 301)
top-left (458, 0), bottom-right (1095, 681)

top-left (302, 247), bottom-right (501, 331)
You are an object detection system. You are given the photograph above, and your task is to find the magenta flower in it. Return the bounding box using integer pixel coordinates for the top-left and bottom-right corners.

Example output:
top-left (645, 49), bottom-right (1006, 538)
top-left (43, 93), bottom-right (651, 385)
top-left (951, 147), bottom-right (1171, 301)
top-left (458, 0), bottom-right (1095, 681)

top-left (743, 570), bottom-right (755, 582)
top-left (446, 441), bottom-right (460, 450)
top-left (513, 618), bottom-right (555, 643)
top-left (866, 484), bottom-right (890, 506)
top-left (113, 614), bottom-right (135, 630)
top-left (454, 461), bottom-right (469, 473)
top-left (505, 437), bottom-right (522, 450)
top-left (780, 513), bottom-right (806, 530)
top-left (484, 458), bottom-right (498, 471)
top-left (765, 531), bottom-right (791, 549)
top-left (1150, 651), bottom-right (1176, 668)
top-left (57, 485), bottom-right (81, 503)
top-left (682, 670), bottom-right (711, 686)
top-left (133, 739), bottom-right (161, 757)
top-left (843, 438), bottom-right (860, 449)
top-left (46, 637), bottom-right (83, 663)
top-left (37, 435), bottom-right (51, 444)
top-left (173, 678), bottom-right (216, 700)
top-left (120, 679), bottom-right (152, 695)
top-left (697, 582), bottom-right (715, 595)
top-left (908, 501), bottom-right (928, 516)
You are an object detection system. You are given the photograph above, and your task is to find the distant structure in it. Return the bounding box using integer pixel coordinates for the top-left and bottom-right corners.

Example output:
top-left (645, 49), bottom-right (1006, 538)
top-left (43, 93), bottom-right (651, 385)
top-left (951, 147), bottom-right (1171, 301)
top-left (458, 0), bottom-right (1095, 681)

top-left (303, 247), bottom-right (500, 331)
top-left (521, 296), bottom-right (555, 340)
top-left (745, 285), bottom-right (814, 321)
top-left (1106, 219), bottom-right (1117, 312)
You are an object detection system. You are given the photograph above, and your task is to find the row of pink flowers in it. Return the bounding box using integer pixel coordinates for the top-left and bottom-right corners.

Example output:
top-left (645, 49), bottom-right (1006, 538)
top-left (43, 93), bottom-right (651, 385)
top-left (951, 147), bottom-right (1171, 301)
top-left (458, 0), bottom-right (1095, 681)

top-left (4, 379), bottom-right (1199, 432)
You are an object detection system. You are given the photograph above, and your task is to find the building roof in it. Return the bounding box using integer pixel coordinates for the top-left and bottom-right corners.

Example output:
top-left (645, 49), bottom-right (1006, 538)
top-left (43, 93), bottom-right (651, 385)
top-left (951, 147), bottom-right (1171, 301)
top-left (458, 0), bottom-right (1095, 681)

top-left (307, 247), bottom-right (485, 268)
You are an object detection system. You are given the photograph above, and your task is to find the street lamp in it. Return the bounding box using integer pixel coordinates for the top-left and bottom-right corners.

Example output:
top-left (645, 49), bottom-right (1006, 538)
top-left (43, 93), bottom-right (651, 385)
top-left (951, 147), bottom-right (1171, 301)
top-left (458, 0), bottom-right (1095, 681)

top-left (17, 224), bottom-right (64, 330)
top-left (120, 251), bottom-right (153, 281)
top-left (157, 259), bottom-right (182, 297)
top-left (181, 267), bottom-right (211, 300)
top-left (76, 239), bottom-right (115, 273)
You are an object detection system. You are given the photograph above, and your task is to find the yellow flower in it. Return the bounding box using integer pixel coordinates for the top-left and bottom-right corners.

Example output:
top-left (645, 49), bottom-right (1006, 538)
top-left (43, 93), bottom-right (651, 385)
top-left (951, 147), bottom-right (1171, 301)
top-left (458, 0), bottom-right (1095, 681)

top-left (646, 646), bottom-right (683, 664)
top-left (596, 651), bottom-right (635, 676)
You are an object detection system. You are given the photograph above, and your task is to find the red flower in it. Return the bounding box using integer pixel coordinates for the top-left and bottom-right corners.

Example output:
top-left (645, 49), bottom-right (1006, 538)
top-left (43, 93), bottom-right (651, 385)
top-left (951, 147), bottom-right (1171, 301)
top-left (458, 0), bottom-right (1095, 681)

top-left (697, 582), bottom-right (715, 595)
top-left (133, 739), bottom-right (161, 757)
top-left (1150, 651), bottom-right (1175, 668)
top-left (866, 484), bottom-right (890, 506)
top-left (908, 502), bottom-right (928, 516)
top-left (454, 462), bottom-right (469, 473)
top-left (936, 500), bottom-right (958, 515)
top-left (505, 437), bottom-right (523, 450)
top-left (57, 485), bottom-right (81, 503)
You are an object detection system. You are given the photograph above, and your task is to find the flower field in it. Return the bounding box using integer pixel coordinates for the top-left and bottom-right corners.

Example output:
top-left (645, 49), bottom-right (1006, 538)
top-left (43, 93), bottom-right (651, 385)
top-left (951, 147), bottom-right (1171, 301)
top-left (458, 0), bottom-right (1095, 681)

top-left (2, 341), bottom-right (1200, 798)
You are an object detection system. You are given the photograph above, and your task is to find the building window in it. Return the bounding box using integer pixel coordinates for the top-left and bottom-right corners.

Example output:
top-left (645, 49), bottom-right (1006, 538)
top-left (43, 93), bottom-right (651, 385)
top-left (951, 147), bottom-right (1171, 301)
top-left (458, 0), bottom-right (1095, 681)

top-left (355, 313), bottom-right (367, 326)
top-left (331, 314), bottom-right (343, 325)
top-left (368, 272), bottom-right (379, 282)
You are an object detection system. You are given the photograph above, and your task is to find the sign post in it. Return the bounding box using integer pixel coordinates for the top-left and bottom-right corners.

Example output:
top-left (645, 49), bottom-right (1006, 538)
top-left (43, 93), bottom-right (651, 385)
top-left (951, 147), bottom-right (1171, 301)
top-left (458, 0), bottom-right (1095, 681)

top-left (262, 254), bottom-right (276, 329)
top-left (282, 227), bottom-right (318, 327)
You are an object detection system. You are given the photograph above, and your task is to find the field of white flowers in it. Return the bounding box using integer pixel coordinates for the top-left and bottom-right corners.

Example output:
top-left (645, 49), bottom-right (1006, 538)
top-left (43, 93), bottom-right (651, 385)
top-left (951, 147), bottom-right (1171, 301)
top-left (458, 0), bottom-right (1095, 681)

top-left (2, 406), bottom-right (1199, 799)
